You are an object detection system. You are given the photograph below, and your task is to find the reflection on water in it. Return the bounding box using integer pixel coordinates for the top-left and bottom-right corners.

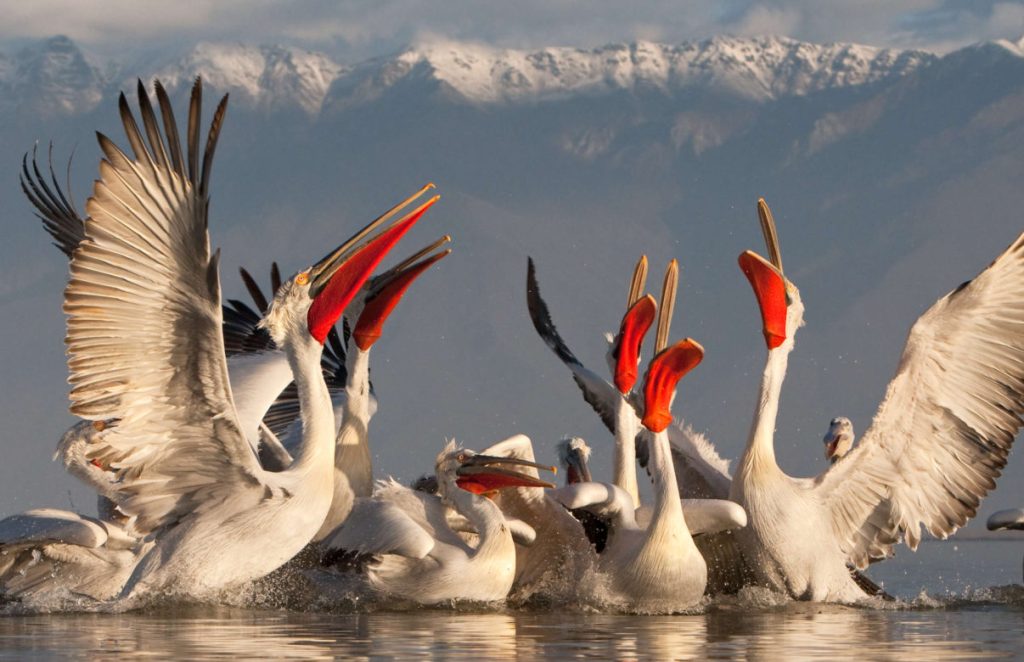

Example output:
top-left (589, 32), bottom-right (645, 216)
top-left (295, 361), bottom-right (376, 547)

top-left (0, 540), bottom-right (1022, 660)
top-left (0, 604), bottom-right (1022, 660)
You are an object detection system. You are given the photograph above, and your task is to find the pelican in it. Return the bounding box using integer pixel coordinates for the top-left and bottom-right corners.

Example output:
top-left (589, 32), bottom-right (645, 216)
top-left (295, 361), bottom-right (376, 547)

top-left (551, 337), bottom-right (715, 611)
top-left (720, 218), bottom-right (1024, 601)
top-left (21, 151), bottom-right (438, 468)
top-left (322, 442), bottom-right (556, 604)
top-left (474, 434), bottom-right (595, 599)
top-left (2, 78), bottom-right (428, 601)
top-left (556, 436), bottom-right (610, 553)
top-left (822, 417), bottom-right (855, 464)
top-left (258, 238), bottom-right (451, 540)
top-left (526, 256), bottom-right (665, 509)
top-left (528, 258), bottom-right (746, 535)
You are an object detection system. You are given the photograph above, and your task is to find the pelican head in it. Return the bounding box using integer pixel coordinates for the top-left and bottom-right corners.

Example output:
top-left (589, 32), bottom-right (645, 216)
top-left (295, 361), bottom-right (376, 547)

top-left (556, 437), bottom-right (593, 484)
top-left (738, 250), bottom-right (805, 351)
top-left (434, 442), bottom-right (557, 498)
top-left (740, 198), bottom-right (805, 351)
top-left (53, 419), bottom-right (119, 495)
top-left (260, 186), bottom-right (438, 346)
top-left (822, 416), bottom-right (855, 463)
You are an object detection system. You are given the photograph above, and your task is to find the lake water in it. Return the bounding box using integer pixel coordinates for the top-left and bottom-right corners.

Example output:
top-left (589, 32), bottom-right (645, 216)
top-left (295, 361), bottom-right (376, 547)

top-left (1, 539), bottom-right (1022, 660)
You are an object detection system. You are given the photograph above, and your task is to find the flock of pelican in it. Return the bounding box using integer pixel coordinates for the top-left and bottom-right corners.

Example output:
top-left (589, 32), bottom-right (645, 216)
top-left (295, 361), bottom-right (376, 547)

top-left (2, 78), bottom-right (1024, 610)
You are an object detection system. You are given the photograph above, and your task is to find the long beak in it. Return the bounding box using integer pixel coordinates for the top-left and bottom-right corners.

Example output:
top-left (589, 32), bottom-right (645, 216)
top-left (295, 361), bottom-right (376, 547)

top-left (824, 439), bottom-right (840, 463)
top-left (641, 338), bottom-right (704, 432)
top-left (627, 255), bottom-right (648, 308)
top-left (655, 259), bottom-right (678, 353)
top-left (823, 422), bottom-right (844, 463)
top-left (456, 454), bottom-right (557, 492)
top-left (738, 250), bottom-right (787, 350)
top-left (306, 189), bottom-right (439, 343)
top-left (564, 447), bottom-right (592, 485)
top-left (307, 183), bottom-right (436, 298)
top-left (612, 294), bottom-right (657, 394)
top-left (757, 198), bottom-right (784, 273)
top-left (352, 236), bottom-right (451, 350)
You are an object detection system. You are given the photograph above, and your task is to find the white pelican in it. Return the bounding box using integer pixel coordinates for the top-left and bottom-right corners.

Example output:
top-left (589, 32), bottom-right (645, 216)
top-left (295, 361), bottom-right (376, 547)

top-left (322, 442), bottom-right (556, 604)
top-left (22, 151), bottom-right (439, 467)
top-left (2, 78), bottom-right (428, 601)
top-left (261, 239), bottom-right (451, 540)
top-left (475, 434), bottom-right (595, 599)
top-left (720, 223), bottom-right (1024, 602)
top-left (526, 256), bottom-right (662, 508)
top-left (556, 436), bottom-right (613, 555)
top-left (552, 338), bottom-right (717, 611)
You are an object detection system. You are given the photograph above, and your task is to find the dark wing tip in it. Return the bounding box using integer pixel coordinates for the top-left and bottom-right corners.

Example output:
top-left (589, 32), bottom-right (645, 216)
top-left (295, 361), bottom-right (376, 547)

top-left (526, 257), bottom-right (582, 367)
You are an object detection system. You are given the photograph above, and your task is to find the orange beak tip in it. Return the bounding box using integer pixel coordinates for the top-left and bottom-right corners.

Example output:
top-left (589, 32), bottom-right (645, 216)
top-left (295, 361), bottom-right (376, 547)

top-left (739, 250), bottom-right (787, 350)
top-left (614, 295), bottom-right (658, 394)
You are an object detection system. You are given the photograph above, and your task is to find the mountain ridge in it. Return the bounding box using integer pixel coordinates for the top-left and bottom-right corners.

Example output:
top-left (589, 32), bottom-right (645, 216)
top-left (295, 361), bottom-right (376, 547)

top-left (0, 34), bottom-right (961, 116)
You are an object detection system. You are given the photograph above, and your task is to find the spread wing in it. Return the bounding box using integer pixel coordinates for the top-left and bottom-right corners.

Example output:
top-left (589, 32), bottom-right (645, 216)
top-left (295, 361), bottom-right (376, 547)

top-left (64, 79), bottom-right (264, 534)
top-left (527, 258), bottom-right (619, 432)
top-left (322, 490), bottom-right (436, 560)
top-left (817, 232), bottom-right (1024, 568)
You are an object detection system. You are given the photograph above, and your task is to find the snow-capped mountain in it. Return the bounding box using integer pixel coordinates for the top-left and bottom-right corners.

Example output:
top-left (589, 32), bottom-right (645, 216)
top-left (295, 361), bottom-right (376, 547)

top-left (334, 36), bottom-right (934, 106)
top-left (147, 43), bottom-right (344, 115)
top-left (0, 35), bottom-right (939, 118)
top-left (0, 36), bottom-right (105, 117)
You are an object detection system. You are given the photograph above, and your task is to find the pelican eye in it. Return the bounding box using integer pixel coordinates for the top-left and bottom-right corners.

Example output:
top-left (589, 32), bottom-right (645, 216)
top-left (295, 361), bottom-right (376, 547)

top-left (296, 272), bottom-right (310, 286)
top-left (457, 453), bottom-right (467, 463)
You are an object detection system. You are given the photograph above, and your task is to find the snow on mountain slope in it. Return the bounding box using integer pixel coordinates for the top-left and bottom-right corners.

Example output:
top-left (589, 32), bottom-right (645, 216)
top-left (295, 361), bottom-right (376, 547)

top-left (0, 35), bottom-right (937, 117)
top-left (146, 42), bottom-right (343, 115)
top-left (0, 36), bottom-right (105, 116)
top-left (341, 36), bottom-right (935, 105)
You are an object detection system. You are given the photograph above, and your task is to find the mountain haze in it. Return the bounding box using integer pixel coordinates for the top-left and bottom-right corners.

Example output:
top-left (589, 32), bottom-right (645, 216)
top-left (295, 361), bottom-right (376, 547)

top-left (1, 34), bottom-right (1023, 537)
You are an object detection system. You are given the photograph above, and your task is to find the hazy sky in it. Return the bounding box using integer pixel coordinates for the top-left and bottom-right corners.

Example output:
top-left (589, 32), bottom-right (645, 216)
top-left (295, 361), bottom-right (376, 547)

top-left (0, 0), bottom-right (1022, 61)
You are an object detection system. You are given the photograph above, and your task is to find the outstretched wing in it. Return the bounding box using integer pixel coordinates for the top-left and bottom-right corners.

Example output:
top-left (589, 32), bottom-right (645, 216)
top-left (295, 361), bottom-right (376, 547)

top-left (65, 79), bottom-right (264, 534)
top-left (527, 257), bottom-right (619, 432)
top-left (817, 233), bottom-right (1024, 568)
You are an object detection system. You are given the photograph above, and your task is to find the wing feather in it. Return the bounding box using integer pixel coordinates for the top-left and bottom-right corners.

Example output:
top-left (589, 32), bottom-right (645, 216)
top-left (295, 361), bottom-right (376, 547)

top-left (20, 145), bottom-right (85, 257)
top-left (64, 79), bottom-right (263, 534)
top-left (665, 420), bottom-right (733, 500)
top-left (817, 233), bottom-right (1024, 567)
top-left (526, 257), bottom-right (619, 432)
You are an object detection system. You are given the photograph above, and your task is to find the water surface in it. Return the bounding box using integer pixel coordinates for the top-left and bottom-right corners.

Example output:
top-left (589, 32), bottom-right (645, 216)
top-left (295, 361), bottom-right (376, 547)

top-left (1, 540), bottom-right (1022, 660)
